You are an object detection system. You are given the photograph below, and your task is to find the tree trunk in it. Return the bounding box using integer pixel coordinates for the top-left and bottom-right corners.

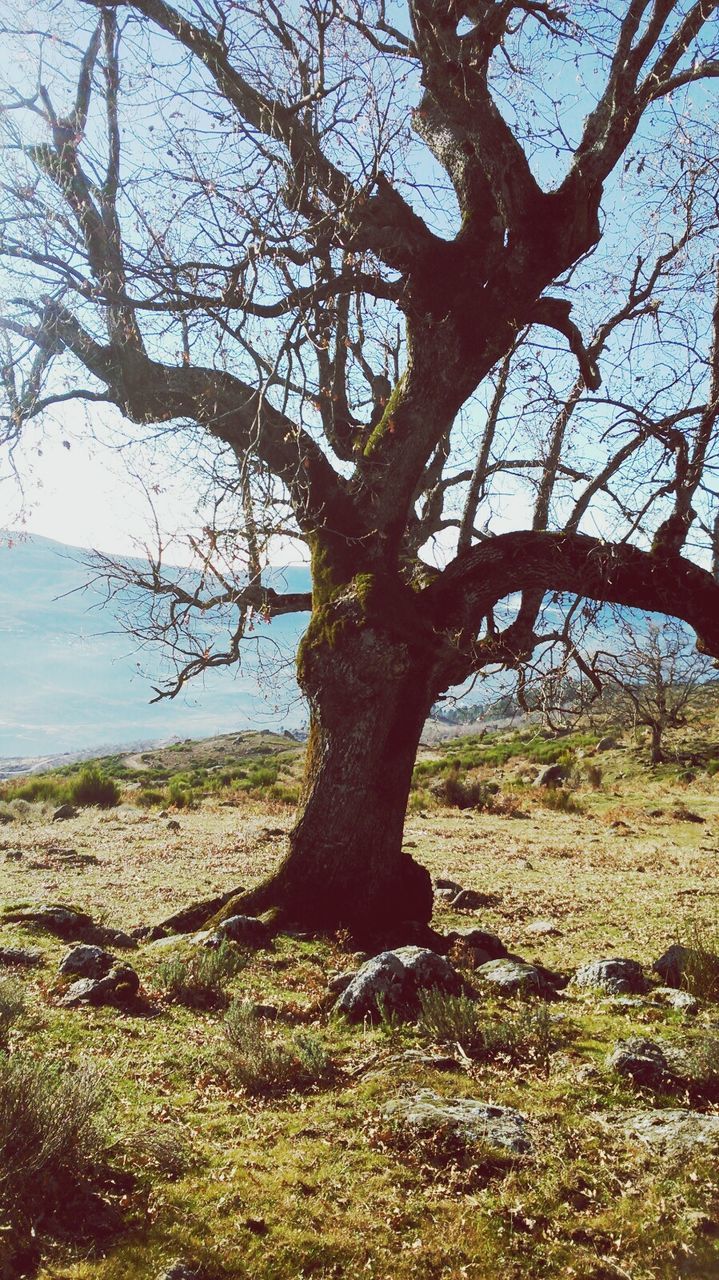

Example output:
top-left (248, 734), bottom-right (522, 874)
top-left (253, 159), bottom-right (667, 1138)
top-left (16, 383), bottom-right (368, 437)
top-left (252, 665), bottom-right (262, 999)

top-left (650, 723), bottom-right (664, 765)
top-left (212, 574), bottom-right (442, 937)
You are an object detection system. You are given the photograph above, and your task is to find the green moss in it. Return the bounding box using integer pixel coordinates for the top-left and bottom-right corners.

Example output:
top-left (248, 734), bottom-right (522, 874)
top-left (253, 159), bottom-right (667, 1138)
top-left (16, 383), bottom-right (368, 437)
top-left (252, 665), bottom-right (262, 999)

top-left (362, 374), bottom-right (406, 457)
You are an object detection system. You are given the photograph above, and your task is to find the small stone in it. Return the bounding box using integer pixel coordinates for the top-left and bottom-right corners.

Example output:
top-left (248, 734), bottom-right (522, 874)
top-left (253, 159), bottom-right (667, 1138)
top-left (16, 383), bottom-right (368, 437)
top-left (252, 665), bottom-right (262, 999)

top-left (572, 958), bottom-right (647, 995)
top-left (158, 1263), bottom-right (213, 1280)
top-left (52, 804), bottom-right (78, 821)
top-left (653, 943), bottom-right (719, 989)
top-left (650, 986), bottom-right (699, 1014)
top-left (450, 888), bottom-right (499, 911)
top-left (607, 1037), bottom-right (673, 1088)
top-left (476, 957), bottom-right (556, 998)
top-left (327, 970), bottom-right (357, 995)
top-left (533, 764), bottom-right (567, 788)
top-left (213, 914), bottom-right (270, 949)
top-left (59, 944), bottom-right (116, 979)
top-left (0, 946), bottom-right (44, 968)
top-left (167, 819), bottom-right (181, 833)
top-left (446, 927), bottom-right (507, 955)
top-left (383, 1090), bottom-right (531, 1155)
top-left (526, 919), bottom-right (561, 937)
top-left (59, 963), bottom-right (140, 1008)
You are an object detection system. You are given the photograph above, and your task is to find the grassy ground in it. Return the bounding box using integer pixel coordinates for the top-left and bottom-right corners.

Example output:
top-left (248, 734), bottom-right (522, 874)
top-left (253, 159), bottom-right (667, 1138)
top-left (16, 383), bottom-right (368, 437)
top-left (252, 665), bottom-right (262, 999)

top-left (2, 716), bottom-right (719, 1279)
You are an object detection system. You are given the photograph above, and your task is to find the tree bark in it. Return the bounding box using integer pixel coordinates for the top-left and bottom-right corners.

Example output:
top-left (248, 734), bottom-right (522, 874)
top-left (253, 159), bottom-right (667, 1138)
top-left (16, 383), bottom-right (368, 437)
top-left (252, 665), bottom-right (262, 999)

top-left (650, 723), bottom-right (664, 765)
top-left (212, 575), bottom-right (441, 937)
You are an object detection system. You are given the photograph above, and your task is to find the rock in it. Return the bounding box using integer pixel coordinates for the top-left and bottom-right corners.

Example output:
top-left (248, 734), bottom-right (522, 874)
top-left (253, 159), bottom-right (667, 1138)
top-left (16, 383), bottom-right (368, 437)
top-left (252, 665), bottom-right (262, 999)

top-left (2, 903), bottom-right (136, 950)
top-left (653, 943), bottom-right (719, 989)
top-left (435, 877), bottom-right (464, 894)
top-left (59, 944), bottom-right (116, 980)
top-left (649, 986), bottom-right (698, 1014)
top-left (607, 1037), bottom-right (675, 1088)
top-left (382, 1090), bottom-right (531, 1155)
top-left (446, 927), bottom-right (508, 958)
top-left (336, 946), bottom-right (462, 1023)
top-left (167, 819), bottom-right (181, 833)
top-left (672, 807), bottom-right (706, 824)
top-left (212, 914), bottom-right (270, 949)
top-left (250, 1003), bottom-right (279, 1021)
top-left (476, 957), bottom-right (557, 998)
top-left (603, 1109), bottom-right (719, 1156)
top-left (572, 958), bottom-right (647, 995)
top-left (533, 764), bottom-right (567, 788)
top-left (52, 804), bottom-right (78, 821)
top-left (526, 919), bottom-right (561, 937)
top-left (0, 946), bottom-right (44, 968)
top-left (157, 1263), bottom-right (214, 1280)
top-left (607, 1036), bottom-right (717, 1097)
top-left (59, 964), bottom-right (140, 1008)
top-left (327, 970), bottom-right (357, 995)
top-left (449, 889), bottom-right (499, 911)
top-left (595, 736), bottom-right (620, 752)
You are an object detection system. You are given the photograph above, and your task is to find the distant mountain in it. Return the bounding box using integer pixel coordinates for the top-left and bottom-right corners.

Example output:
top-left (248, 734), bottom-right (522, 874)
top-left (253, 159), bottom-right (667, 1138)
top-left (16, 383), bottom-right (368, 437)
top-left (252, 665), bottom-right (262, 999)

top-left (0, 533), bottom-right (310, 757)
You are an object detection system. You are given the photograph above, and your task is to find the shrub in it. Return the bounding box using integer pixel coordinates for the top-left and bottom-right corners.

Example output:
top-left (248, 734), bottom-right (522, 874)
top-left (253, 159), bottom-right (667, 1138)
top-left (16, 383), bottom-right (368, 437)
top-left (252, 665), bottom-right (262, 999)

top-left (584, 763), bottom-right (603, 789)
top-left (535, 786), bottom-right (583, 815)
top-left (418, 990), bottom-right (555, 1072)
top-left (155, 941), bottom-right (247, 1009)
top-left (681, 924), bottom-right (719, 1003)
top-left (166, 778), bottom-right (195, 809)
top-left (222, 1001), bottom-right (331, 1095)
top-left (0, 1056), bottom-right (106, 1240)
top-left (0, 980), bottom-right (25, 1049)
top-left (68, 765), bottom-right (121, 809)
top-left (431, 768), bottom-right (500, 811)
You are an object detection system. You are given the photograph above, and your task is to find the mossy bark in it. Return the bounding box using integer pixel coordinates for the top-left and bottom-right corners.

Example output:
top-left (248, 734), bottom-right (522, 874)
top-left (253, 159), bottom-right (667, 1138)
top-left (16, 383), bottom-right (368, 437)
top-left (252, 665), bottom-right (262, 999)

top-left (212, 576), bottom-right (441, 936)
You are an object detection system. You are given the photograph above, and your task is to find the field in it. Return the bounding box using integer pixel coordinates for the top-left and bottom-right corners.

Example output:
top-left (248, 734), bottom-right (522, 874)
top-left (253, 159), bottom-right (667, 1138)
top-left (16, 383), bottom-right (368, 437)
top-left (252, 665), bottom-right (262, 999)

top-left (1, 716), bottom-right (719, 1280)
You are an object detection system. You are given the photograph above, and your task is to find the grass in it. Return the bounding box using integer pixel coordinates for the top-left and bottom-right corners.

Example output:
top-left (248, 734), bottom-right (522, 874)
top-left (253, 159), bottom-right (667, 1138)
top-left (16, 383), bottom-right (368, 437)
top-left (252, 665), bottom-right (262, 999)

top-left (0, 977), bottom-right (25, 1048)
top-left (154, 941), bottom-right (249, 1009)
top-left (3, 715), bottom-right (719, 1276)
top-left (0, 1056), bottom-right (110, 1256)
top-left (222, 1000), bottom-right (332, 1096)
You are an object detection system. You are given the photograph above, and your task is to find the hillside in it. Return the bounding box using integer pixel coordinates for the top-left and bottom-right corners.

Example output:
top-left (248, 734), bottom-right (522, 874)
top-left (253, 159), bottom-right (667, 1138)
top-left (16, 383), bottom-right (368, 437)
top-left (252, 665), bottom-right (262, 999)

top-left (0, 534), bottom-right (310, 759)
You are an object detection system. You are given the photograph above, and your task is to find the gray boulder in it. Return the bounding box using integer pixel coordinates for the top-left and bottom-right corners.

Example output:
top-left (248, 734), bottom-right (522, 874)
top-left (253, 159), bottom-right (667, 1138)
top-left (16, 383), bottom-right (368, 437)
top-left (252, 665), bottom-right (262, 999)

top-left (383, 1090), bottom-right (531, 1155)
top-left (607, 1037), bottom-right (675, 1089)
top-left (2, 903), bottom-right (136, 950)
top-left (449, 888), bottom-right (499, 911)
top-left (327, 969), bottom-right (357, 995)
top-left (445, 927), bottom-right (508, 959)
top-left (158, 1264), bottom-right (214, 1280)
top-left (572, 958), bottom-right (647, 995)
top-left (649, 986), bottom-right (698, 1014)
top-left (607, 1036), bottom-right (717, 1098)
top-left (52, 804), bottom-right (78, 821)
top-left (0, 946), bottom-right (44, 968)
top-left (476, 957), bottom-right (555, 998)
top-left (59, 944), bottom-right (116, 980)
top-left (653, 943), bottom-right (718, 989)
top-left (533, 764), bottom-right (567, 788)
top-left (211, 914), bottom-right (270, 949)
top-left (336, 946), bottom-right (462, 1023)
top-left (59, 963), bottom-right (140, 1008)
top-left (603, 1109), bottom-right (719, 1156)
top-left (595, 736), bottom-right (619, 752)
top-left (526, 919), bottom-right (561, 938)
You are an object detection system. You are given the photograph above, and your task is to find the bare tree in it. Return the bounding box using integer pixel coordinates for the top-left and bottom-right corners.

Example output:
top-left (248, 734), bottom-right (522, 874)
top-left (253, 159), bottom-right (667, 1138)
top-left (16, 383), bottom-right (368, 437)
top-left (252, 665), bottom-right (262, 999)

top-left (3, 1), bottom-right (719, 936)
top-left (597, 616), bottom-right (713, 764)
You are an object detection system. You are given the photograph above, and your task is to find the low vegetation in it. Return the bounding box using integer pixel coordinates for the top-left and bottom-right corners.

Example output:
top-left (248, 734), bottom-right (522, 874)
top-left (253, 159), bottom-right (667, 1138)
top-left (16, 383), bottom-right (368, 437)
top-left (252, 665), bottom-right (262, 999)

top-left (1, 700), bottom-right (719, 1276)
